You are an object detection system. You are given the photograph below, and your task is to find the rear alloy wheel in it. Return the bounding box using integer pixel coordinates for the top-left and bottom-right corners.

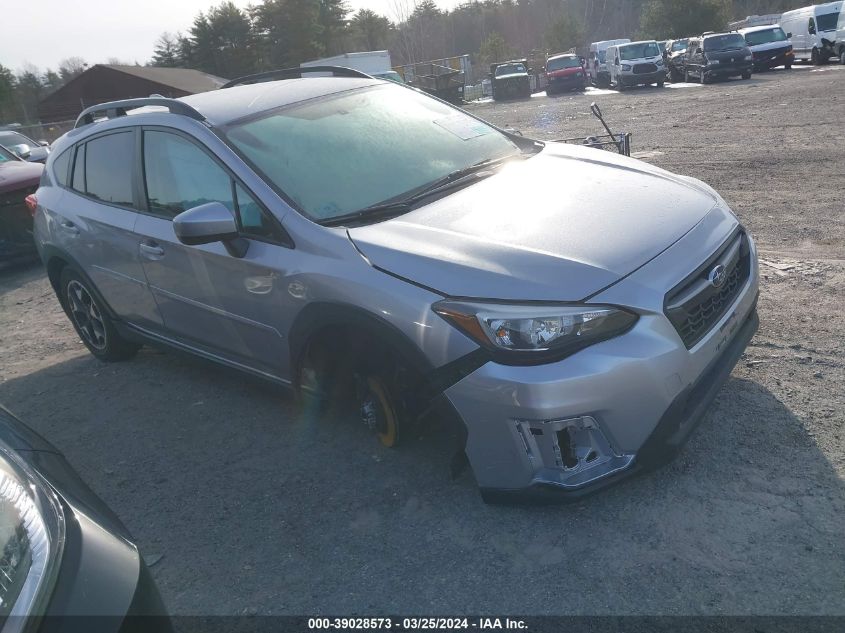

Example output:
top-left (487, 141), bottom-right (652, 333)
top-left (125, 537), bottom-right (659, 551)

top-left (61, 268), bottom-right (140, 361)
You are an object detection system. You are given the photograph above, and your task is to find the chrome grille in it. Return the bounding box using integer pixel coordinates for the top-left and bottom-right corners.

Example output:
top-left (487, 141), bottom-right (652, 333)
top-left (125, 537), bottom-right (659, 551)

top-left (665, 231), bottom-right (750, 349)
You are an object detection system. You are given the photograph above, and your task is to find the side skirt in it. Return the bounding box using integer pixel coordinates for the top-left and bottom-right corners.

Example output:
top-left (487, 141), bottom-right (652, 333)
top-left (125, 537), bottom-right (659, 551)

top-left (115, 322), bottom-right (292, 389)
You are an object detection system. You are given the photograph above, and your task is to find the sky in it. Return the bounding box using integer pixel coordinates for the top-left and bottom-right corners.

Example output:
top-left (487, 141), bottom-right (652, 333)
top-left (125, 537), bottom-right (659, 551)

top-left (1, 0), bottom-right (463, 73)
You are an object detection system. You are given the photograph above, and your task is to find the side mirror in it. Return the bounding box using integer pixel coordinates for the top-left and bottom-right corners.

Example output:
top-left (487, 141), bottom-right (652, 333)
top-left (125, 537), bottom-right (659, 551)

top-left (787, 32), bottom-right (792, 38)
top-left (173, 201), bottom-right (247, 257)
top-left (9, 144), bottom-right (31, 159)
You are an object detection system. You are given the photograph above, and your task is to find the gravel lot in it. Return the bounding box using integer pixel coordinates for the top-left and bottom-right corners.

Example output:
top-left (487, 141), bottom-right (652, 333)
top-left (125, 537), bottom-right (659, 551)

top-left (1, 66), bottom-right (843, 617)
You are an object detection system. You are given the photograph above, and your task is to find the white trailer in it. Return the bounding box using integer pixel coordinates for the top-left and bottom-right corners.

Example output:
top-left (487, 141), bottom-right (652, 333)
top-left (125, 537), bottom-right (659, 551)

top-left (301, 51), bottom-right (400, 80)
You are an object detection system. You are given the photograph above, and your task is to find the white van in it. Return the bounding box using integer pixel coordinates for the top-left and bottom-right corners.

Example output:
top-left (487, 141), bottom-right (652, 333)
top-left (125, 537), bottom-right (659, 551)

top-left (833, 7), bottom-right (845, 63)
top-left (606, 40), bottom-right (666, 89)
top-left (780, 2), bottom-right (842, 63)
top-left (588, 38), bottom-right (631, 86)
top-left (739, 25), bottom-right (795, 69)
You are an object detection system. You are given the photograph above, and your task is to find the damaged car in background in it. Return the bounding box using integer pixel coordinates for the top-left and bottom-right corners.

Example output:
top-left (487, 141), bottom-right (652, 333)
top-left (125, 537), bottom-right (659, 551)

top-left (0, 144), bottom-right (42, 265)
top-left (31, 67), bottom-right (758, 503)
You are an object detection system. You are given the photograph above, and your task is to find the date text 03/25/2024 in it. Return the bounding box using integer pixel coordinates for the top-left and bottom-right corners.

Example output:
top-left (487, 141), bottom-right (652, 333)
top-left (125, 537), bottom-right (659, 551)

top-left (307, 617), bottom-right (528, 630)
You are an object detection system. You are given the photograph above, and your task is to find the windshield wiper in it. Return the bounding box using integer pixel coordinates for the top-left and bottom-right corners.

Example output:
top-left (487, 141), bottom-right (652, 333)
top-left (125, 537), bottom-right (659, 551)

top-left (320, 156), bottom-right (517, 227)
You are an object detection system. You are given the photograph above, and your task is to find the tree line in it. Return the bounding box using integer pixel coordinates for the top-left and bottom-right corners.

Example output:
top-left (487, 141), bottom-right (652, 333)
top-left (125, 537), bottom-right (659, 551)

top-left (1, 0), bottom-right (817, 124)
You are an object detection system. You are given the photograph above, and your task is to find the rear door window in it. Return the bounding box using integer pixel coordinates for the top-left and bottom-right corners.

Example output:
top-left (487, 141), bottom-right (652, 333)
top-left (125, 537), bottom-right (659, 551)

top-left (52, 149), bottom-right (71, 187)
top-left (84, 132), bottom-right (135, 207)
top-left (71, 144), bottom-right (85, 193)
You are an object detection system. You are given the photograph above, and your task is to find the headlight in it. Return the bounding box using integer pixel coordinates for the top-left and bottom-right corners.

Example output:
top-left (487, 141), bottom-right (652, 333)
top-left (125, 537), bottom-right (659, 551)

top-left (0, 444), bottom-right (64, 624)
top-left (433, 301), bottom-right (638, 364)
top-left (621, 64), bottom-right (632, 71)
top-left (744, 55), bottom-right (753, 61)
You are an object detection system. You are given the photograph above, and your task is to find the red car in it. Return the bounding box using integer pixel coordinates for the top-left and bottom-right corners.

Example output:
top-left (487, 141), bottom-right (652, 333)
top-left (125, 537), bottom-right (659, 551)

top-left (545, 53), bottom-right (587, 95)
top-left (0, 143), bottom-right (43, 263)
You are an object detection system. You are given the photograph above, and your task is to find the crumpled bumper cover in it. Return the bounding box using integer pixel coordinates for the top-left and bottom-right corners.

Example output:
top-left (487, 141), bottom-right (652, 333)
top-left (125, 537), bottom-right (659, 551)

top-left (477, 306), bottom-right (758, 504)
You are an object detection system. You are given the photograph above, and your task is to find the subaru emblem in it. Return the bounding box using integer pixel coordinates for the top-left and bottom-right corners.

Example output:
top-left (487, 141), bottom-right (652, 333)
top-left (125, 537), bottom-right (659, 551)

top-left (709, 264), bottom-right (727, 289)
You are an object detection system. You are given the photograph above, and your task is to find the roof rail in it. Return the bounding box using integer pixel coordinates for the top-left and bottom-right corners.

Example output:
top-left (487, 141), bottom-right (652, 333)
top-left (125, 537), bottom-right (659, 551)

top-left (221, 65), bottom-right (373, 89)
top-left (74, 97), bottom-right (206, 129)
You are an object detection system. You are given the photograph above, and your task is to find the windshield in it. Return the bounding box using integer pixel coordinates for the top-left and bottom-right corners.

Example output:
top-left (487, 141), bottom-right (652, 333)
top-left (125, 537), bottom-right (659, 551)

top-left (495, 63), bottom-right (525, 76)
top-left (744, 27), bottom-right (788, 46)
top-left (817, 11), bottom-right (838, 31)
top-left (671, 39), bottom-right (688, 52)
top-left (225, 85), bottom-right (521, 222)
top-left (619, 42), bottom-right (661, 60)
top-left (704, 34), bottom-right (746, 51)
top-left (546, 56), bottom-right (581, 71)
top-left (0, 132), bottom-right (33, 149)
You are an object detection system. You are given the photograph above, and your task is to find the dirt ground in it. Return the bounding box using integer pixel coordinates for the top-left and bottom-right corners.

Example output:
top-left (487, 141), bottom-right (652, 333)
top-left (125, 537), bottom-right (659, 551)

top-left (0, 66), bottom-right (843, 617)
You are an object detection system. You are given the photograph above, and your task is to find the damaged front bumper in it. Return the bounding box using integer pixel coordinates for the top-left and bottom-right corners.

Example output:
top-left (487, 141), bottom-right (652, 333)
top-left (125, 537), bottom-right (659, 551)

top-left (443, 222), bottom-right (760, 504)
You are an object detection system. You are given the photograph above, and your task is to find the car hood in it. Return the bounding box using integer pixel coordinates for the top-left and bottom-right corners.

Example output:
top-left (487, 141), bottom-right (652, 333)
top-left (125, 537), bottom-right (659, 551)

top-left (0, 160), bottom-right (43, 194)
top-left (348, 144), bottom-right (722, 302)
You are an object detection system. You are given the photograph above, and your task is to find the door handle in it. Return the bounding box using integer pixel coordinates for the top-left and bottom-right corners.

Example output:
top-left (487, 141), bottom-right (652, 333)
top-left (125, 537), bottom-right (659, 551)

top-left (59, 220), bottom-right (80, 235)
top-left (139, 242), bottom-right (165, 259)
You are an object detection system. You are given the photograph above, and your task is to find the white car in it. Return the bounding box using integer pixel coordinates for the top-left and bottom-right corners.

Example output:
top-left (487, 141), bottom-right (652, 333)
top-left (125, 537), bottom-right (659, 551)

top-left (606, 40), bottom-right (666, 89)
top-left (780, 1), bottom-right (842, 63)
top-left (739, 25), bottom-right (795, 70)
top-left (588, 38), bottom-right (631, 87)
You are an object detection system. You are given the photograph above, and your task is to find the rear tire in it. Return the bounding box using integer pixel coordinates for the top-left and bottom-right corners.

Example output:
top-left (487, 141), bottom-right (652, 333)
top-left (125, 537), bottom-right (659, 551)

top-left (840, 49), bottom-right (845, 65)
top-left (811, 48), bottom-right (821, 65)
top-left (60, 267), bottom-right (140, 362)
top-left (741, 70), bottom-right (752, 80)
top-left (657, 80), bottom-right (665, 87)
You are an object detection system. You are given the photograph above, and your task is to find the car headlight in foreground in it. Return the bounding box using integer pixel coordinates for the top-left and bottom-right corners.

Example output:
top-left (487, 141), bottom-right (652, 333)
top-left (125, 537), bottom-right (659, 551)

top-left (434, 301), bottom-right (638, 364)
top-left (0, 442), bottom-right (63, 629)
top-left (0, 405), bottom-right (172, 631)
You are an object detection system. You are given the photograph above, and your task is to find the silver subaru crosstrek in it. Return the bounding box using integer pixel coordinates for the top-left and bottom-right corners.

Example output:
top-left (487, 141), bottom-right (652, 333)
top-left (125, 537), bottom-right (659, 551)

top-left (32, 67), bottom-right (758, 503)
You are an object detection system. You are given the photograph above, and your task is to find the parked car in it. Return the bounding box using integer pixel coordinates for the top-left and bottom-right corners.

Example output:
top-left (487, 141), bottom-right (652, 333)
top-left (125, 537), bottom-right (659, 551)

top-left (490, 60), bottom-right (531, 99)
top-left (0, 143), bottom-right (43, 263)
top-left (0, 130), bottom-right (50, 163)
top-left (664, 38), bottom-right (690, 81)
top-left (544, 53), bottom-right (586, 94)
top-left (832, 6), bottom-right (845, 63)
top-left (681, 33), bottom-right (754, 83)
top-left (780, 1), bottom-right (842, 64)
top-left (588, 38), bottom-right (631, 86)
top-left (606, 40), bottom-right (666, 89)
top-left (0, 404), bottom-right (172, 629)
top-left (739, 25), bottom-right (795, 69)
top-left (32, 70), bottom-right (759, 503)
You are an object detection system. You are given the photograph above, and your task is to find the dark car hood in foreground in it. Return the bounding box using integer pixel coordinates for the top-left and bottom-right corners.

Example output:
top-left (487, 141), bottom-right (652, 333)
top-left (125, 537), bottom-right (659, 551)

top-left (0, 159), bottom-right (43, 194)
top-left (348, 144), bottom-right (721, 301)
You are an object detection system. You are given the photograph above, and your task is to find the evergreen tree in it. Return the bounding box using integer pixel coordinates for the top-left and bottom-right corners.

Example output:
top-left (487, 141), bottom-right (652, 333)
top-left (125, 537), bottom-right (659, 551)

top-left (151, 33), bottom-right (182, 67)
